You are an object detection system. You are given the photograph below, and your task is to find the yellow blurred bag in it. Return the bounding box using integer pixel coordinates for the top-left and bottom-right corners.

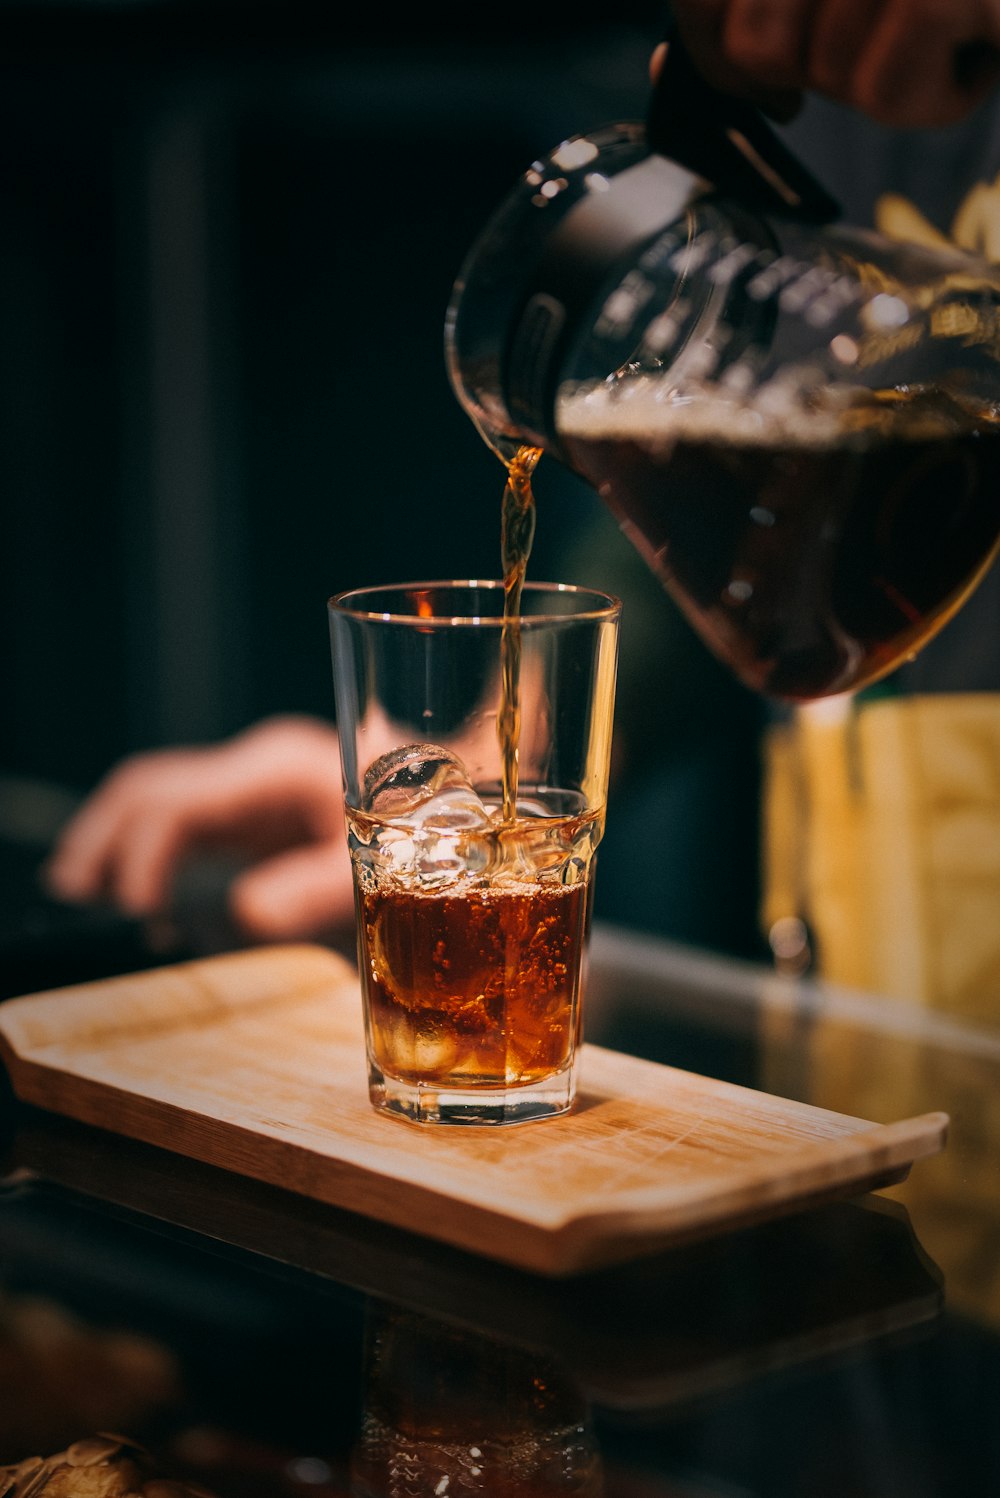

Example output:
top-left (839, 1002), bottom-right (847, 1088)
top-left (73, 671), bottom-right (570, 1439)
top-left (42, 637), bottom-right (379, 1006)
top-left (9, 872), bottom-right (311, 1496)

top-left (762, 693), bottom-right (1000, 1023)
top-left (761, 693), bottom-right (1000, 1326)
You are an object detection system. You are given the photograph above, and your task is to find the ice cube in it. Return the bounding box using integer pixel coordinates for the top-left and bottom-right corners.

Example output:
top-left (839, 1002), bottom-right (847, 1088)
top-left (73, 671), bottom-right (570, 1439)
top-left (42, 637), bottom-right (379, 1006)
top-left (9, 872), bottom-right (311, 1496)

top-left (362, 744), bottom-right (495, 887)
top-left (363, 743), bottom-right (492, 830)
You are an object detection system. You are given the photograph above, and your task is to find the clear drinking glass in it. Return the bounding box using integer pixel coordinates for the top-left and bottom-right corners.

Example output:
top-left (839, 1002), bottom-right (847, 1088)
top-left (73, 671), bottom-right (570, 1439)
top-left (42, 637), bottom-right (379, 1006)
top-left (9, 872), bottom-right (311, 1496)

top-left (328, 580), bottom-right (620, 1126)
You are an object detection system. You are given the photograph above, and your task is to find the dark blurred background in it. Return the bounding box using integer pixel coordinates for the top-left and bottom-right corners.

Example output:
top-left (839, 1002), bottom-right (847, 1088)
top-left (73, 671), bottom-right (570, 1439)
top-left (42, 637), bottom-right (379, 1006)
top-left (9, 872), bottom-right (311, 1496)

top-left (0, 0), bottom-right (766, 966)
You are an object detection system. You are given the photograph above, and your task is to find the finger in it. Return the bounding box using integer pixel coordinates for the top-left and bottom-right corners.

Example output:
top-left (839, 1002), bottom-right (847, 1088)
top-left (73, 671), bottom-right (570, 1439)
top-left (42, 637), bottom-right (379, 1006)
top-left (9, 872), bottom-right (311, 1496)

top-left (45, 718), bottom-right (346, 916)
top-left (229, 840), bottom-right (354, 941)
top-left (44, 765), bottom-right (152, 901)
top-left (806, 0), bottom-right (887, 99)
top-left (855, 0), bottom-right (999, 127)
top-left (669, 1), bottom-right (805, 119)
top-left (669, 0), bottom-right (729, 63)
top-left (107, 805), bottom-right (192, 916)
top-left (722, 0), bottom-right (816, 89)
top-left (224, 716), bottom-right (345, 839)
top-left (102, 759), bottom-right (310, 914)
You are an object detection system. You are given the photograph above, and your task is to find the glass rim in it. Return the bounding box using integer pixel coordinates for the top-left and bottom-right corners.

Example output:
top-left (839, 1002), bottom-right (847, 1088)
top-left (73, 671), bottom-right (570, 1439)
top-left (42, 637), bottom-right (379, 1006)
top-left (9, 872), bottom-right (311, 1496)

top-left (328, 579), bottom-right (622, 627)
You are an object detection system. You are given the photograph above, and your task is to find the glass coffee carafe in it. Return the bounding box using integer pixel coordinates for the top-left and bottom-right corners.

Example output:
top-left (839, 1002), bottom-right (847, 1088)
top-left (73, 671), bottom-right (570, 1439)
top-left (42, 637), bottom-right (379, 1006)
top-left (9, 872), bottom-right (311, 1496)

top-left (445, 41), bottom-right (1000, 702)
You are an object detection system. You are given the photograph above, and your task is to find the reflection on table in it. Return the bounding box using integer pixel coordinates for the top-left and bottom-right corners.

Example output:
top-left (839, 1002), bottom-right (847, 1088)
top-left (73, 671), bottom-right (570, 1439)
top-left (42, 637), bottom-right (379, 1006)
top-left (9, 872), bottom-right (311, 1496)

top-left (0, 900), bottom-right (998, 1491)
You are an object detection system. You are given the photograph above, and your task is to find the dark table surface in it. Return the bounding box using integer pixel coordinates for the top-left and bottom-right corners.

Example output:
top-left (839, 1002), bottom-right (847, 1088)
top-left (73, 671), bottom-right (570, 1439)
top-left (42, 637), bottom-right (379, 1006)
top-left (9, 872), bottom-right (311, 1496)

top-left (0, 822), bottom-right (997, 1496)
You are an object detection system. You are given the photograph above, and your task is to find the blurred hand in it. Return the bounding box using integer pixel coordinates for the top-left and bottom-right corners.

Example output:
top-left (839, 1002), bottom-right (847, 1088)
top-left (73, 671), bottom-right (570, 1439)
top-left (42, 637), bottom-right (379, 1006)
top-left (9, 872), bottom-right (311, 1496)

top-left (664, 0), bottom-right (1000, 127)
top-left (44, 716), bottom-right (354, 942)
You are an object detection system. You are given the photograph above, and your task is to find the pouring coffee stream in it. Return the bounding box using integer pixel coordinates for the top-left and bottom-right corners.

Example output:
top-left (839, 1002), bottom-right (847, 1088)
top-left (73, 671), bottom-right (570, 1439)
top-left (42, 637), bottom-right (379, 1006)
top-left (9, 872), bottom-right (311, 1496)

top-left (447, 38), bottom-right (1000, 711)
top-left (497, 443), bottom-right (540, 824)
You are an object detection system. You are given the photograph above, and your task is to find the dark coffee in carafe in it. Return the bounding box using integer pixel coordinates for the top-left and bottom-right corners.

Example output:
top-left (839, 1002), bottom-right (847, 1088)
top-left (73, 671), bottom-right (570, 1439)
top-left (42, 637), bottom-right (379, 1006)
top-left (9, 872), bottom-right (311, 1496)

top-left (557, 379), bottom-right (1000, 700)
top-left (446, 117), bottom-right (1000, 702)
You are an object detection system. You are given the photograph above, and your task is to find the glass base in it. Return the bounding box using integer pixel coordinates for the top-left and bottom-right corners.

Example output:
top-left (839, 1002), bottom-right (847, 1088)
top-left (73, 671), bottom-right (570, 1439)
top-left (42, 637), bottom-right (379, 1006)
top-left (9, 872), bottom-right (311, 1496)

top-left (368, 1062), bottom-right (577, 1126)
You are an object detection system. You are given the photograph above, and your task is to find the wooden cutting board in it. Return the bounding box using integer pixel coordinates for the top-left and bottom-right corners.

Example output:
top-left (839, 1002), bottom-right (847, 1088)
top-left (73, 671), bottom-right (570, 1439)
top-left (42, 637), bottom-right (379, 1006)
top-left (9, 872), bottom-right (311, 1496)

top-left (0, 943), bottom-right (947, 1275)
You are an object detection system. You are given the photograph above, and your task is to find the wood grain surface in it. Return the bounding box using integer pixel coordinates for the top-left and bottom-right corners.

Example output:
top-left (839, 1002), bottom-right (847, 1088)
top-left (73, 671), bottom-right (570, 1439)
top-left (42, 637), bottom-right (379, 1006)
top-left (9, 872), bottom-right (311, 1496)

top-left (0, 944), bottom-right (949, 1274)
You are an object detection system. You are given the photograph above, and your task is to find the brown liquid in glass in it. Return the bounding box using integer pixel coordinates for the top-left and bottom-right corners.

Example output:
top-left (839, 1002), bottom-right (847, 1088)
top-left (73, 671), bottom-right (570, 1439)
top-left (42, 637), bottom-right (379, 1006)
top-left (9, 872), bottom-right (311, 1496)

top-left (358, 862), bottom-right (589, 1087)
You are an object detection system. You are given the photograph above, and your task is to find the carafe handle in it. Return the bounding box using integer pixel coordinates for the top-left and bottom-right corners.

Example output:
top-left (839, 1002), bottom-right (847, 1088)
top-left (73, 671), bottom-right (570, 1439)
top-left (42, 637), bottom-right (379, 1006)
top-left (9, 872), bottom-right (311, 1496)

top-left (647, 26), bottom-right (841, 225)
